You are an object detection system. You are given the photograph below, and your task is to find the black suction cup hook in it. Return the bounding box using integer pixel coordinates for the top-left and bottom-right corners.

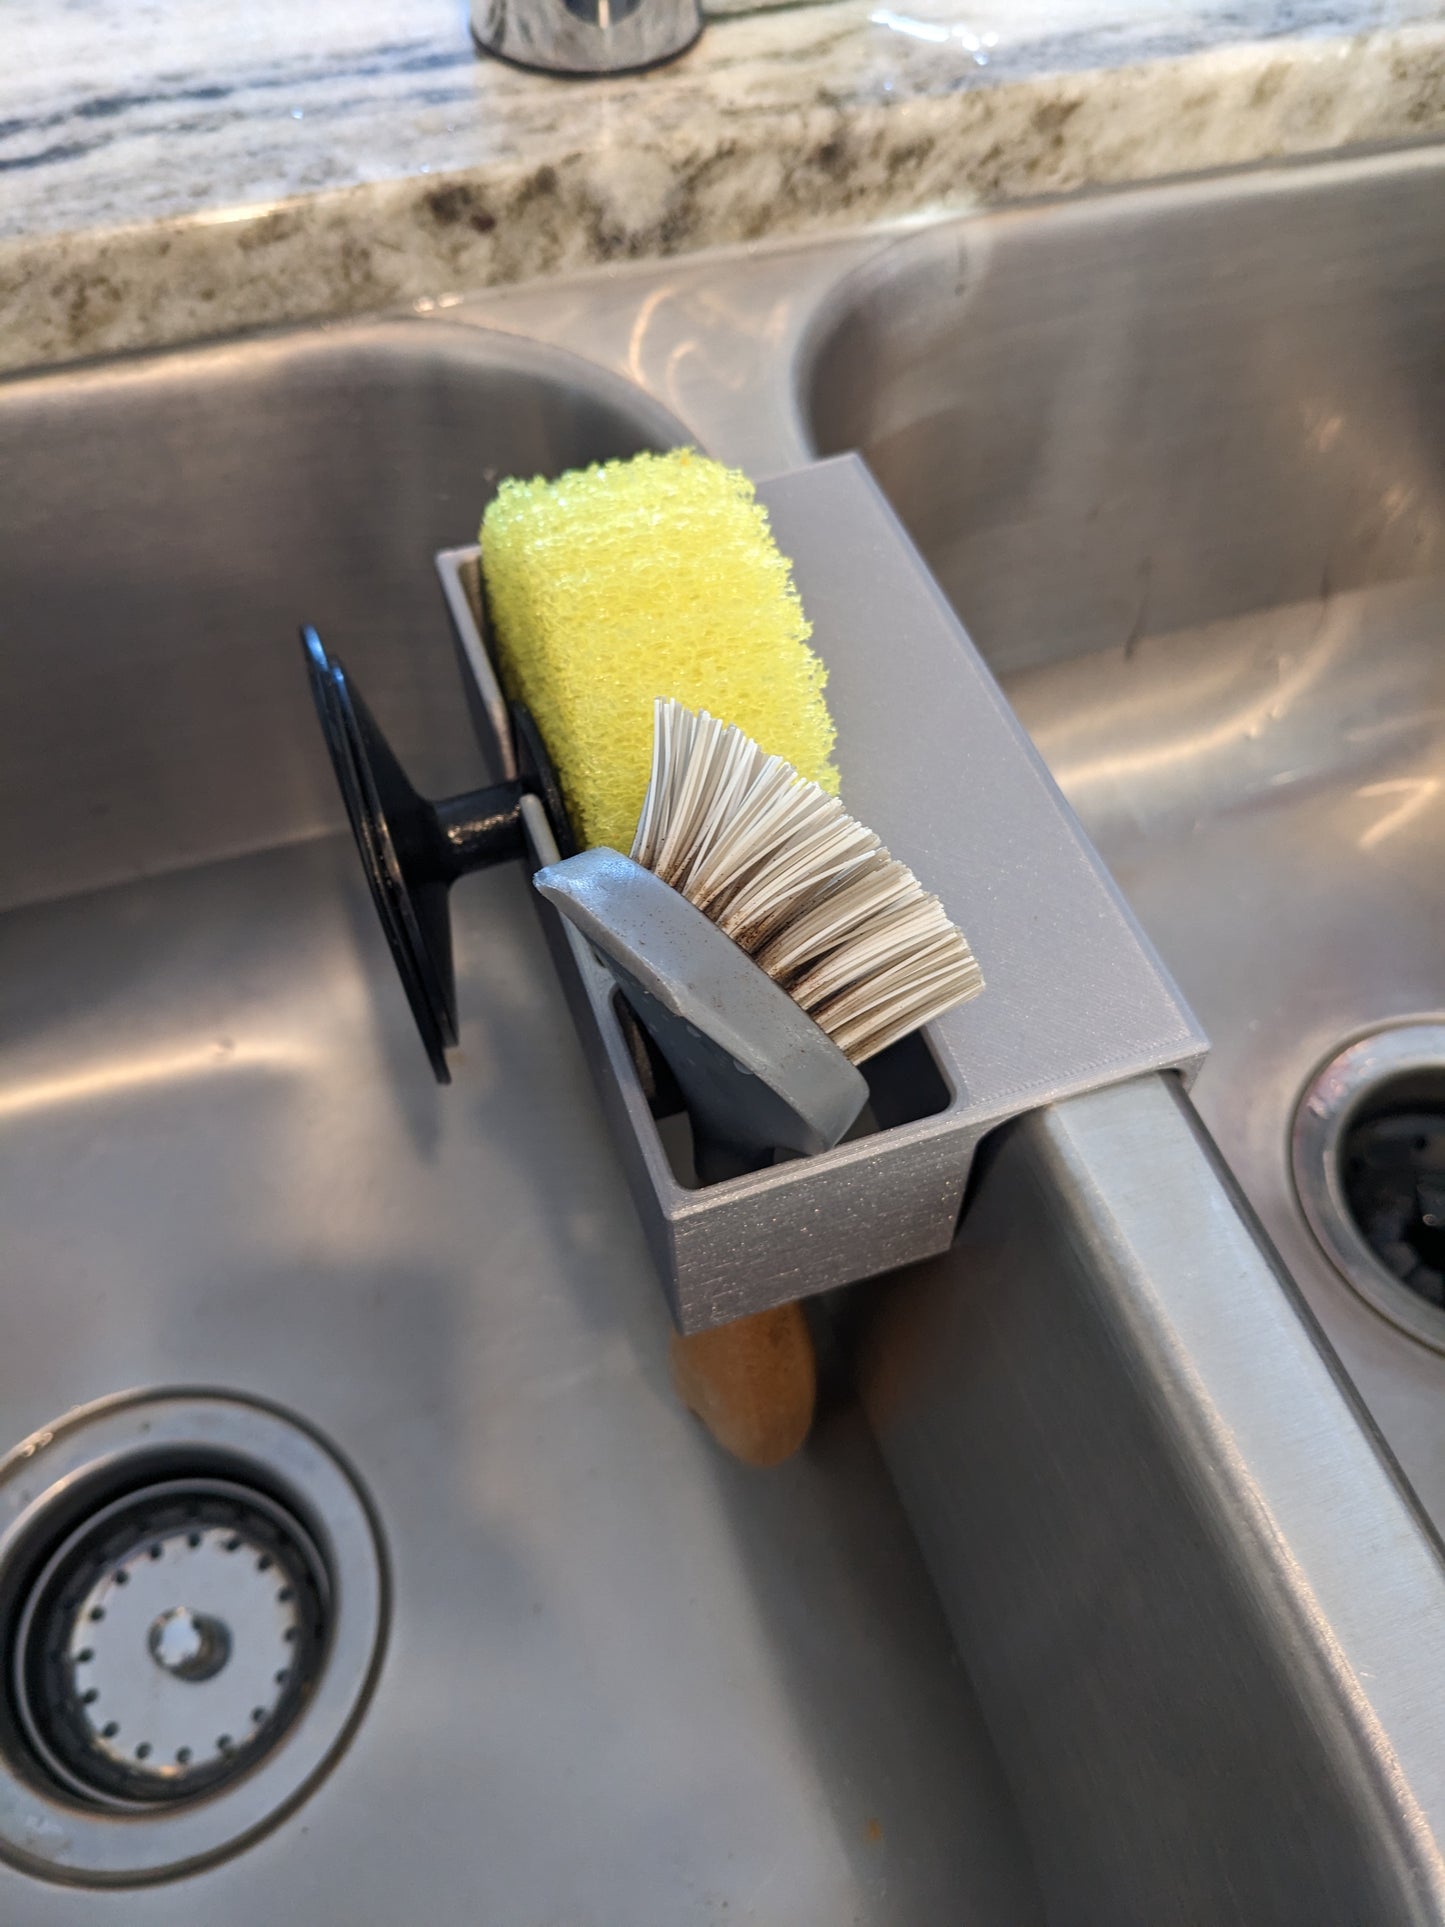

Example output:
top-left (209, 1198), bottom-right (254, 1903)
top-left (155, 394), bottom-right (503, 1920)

top-left (301, 625), bottom-right (563, 1085)
top-left (304, 628), bottom-right (821, 1183)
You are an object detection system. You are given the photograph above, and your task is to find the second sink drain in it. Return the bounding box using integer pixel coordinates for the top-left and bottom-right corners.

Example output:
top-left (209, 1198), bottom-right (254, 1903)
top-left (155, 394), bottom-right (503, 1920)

top-left (1294, 1023), bottom-right (1445, 1350)
top-left (0, 1392), bottom-right (386, 1886)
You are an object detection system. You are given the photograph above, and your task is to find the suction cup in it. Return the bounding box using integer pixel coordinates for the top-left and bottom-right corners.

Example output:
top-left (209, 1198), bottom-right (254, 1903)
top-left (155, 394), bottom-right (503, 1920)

top-left (300, 626), bottom-right (829, 1181)
top-left (301, 625), bottom-right (563, 1084)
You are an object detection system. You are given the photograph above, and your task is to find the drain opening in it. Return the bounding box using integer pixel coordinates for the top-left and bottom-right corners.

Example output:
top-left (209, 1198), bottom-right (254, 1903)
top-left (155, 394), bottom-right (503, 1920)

top-left (1341, 1082), bottom-right (1445, 1310)
top-left (13, 1478), bottom-right (330, 1809)
top-left (0, 1393), bottom-right (386, 1886)
top-left (1294, 1025), bottom-right (1445, 1350)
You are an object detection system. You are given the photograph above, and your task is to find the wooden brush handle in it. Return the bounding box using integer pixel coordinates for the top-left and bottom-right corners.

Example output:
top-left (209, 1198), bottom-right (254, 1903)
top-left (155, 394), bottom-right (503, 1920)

top-left (669, 1302), bottom-right (817, 1467)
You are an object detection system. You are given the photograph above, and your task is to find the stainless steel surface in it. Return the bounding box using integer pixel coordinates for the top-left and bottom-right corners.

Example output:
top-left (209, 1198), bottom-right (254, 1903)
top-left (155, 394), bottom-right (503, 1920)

top-left (0, 1394), bottom-right (384, 1885)
top-left (7, 138), bottom-right (1445, 1917)
top-left (804, 152), bottom-right (1445, 677)
top-left (1002, 583), bottom-right (1445, 1522)
top-left (779, 147), bottom-right (1445, 1535)
top-left (449, 457), bottom-right (1203, 1329)
top-left (0, 325), bottom-right (1039, 1919)
top-left (1294, 1024), bottom-right (1445, 1350)
top-left (0, 321), bottom-right (682, 916)
top-left (859, 1077), bottom-right (1445, 1927)
top-left (470, 0), bottom-right (701, 77)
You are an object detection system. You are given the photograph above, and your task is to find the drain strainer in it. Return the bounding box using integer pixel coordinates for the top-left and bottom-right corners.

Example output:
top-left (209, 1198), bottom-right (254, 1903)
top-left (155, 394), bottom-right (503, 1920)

top-left (0, 1393), bottom-right (386, 1886)
top-left (1293, 1022), bottom-right (1445, 1351)
top-left (15, 1480), bottom-right (328, 1808)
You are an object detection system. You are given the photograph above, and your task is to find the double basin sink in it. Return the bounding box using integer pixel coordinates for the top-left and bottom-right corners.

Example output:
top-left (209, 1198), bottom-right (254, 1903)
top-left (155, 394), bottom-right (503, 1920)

top-left (1, 144), bottom-right (1443, 1920)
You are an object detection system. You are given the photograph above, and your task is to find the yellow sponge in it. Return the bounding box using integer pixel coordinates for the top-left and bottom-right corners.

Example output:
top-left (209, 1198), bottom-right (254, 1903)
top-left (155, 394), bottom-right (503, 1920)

top-left (479, 448), bottom-right (837, 854)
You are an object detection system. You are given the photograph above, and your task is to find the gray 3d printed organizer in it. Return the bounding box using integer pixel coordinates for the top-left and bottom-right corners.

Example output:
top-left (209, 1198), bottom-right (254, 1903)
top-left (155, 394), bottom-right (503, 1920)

top-left (434, 454), bottom-right (1206, 1332)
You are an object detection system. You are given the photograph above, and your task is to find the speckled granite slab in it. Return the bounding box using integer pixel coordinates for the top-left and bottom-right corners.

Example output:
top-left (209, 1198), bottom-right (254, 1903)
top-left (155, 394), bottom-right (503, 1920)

top-left (2, 0), bottom-right (1443, 373)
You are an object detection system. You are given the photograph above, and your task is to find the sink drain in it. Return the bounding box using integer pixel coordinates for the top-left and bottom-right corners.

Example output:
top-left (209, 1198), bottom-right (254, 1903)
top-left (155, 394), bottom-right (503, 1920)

top-left (1293, 1023), bottom-right (1445, 1350)
top-left (14, 1480), bottom-right (328, 1808)
top-left (0, 1392), bottom-right (386, 1886)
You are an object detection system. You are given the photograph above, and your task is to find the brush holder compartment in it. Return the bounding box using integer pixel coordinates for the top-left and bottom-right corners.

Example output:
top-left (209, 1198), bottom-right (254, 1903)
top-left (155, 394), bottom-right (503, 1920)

top-left (315, 454), bottom-right (1206, 1331)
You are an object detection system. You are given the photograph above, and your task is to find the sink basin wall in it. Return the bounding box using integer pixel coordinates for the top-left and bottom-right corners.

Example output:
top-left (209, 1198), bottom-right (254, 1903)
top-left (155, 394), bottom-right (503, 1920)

top-left (0, 323), bottom-right (681, 915)
top-left (805, 154), bottom-right (1445, 677)
top-left (864, 1076), bottom-right (1445, 1927)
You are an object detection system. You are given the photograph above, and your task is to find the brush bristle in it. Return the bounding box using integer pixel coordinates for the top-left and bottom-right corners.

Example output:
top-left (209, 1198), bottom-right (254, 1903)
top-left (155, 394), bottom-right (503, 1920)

top-left (632, 699), bottom-right (984, 1063)
top-left (480, 450), bottom-right (838, 854)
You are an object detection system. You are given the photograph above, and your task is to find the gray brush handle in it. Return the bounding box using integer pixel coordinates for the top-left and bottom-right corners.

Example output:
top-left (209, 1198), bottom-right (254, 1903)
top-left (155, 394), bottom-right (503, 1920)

top-left (533, 849), bottom-right (868, 1165)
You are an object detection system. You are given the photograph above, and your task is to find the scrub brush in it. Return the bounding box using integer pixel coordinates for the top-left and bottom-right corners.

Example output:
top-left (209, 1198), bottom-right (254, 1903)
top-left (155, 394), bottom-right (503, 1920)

top-left (534, 698), bottom-right (984, 1173)
top-left (630, 697), bottom-right (983, 1067)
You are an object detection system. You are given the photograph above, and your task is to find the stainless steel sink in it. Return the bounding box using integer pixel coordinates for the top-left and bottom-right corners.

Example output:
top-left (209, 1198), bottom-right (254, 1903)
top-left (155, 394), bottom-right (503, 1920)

top-left (5, 142), bottom-right (1445, 1922)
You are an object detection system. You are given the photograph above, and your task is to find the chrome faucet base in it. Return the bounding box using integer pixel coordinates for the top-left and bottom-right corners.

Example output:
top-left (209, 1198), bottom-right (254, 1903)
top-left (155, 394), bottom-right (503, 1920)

top-left (471, 0), bottom-right (702, 76)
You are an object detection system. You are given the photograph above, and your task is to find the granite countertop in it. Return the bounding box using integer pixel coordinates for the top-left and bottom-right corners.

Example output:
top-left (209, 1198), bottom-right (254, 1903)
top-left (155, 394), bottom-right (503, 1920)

top-left (3, 0), bottom-right (1443, 374)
